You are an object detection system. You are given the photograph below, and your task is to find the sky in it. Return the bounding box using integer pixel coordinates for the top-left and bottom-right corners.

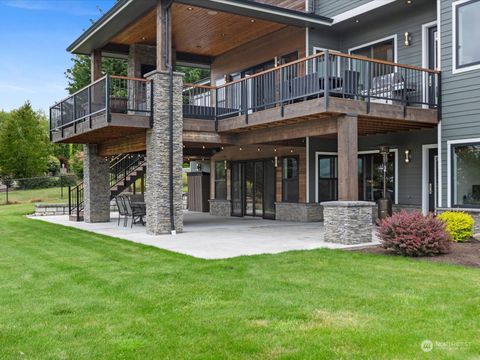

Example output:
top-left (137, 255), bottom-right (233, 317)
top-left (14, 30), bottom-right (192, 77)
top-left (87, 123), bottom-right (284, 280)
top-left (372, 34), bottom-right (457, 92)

top-left (0, 0), bottom-right (115, 113)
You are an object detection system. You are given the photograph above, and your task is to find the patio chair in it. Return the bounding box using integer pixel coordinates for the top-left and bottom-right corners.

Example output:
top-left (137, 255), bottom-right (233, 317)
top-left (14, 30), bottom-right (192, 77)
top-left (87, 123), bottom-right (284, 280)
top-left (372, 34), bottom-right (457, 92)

top-left (115, 194), bottom-right (128, 227)
top-left (122, 195), bottom-right (146, 228)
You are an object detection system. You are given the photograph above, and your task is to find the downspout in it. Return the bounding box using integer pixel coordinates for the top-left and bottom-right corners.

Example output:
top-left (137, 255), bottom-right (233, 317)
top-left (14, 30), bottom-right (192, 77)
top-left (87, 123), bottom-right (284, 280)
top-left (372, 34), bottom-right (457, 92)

top-left (163, 1), bottom-right (176, 233)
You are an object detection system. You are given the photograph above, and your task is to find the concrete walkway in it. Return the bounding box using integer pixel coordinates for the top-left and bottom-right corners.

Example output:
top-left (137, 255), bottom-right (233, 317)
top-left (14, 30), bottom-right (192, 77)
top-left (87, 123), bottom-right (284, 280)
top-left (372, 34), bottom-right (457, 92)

top-left (30, 212), bottom-right (379, 259)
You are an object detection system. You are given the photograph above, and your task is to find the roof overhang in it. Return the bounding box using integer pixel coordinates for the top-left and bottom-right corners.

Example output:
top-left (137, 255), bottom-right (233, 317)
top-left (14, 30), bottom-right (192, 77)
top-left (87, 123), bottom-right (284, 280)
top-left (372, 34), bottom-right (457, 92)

top-left (67, 0), bottom-right (332, 55)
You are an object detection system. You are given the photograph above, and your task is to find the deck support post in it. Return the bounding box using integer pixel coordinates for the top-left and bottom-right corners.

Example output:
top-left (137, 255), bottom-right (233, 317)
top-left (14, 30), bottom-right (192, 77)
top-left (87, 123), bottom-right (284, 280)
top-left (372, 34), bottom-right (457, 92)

top-left (83, 144), bottom-right (110, 223)
top-left (337, 114), bottom-right (358, 201)
top-left (145, 70), bottom-right (184, 234)
top-left (91, 49), bottom-right (102, 82)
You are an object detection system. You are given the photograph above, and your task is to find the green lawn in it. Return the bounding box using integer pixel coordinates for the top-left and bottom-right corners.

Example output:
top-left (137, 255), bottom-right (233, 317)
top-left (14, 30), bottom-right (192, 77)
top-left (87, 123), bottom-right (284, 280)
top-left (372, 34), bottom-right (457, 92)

top-left (0, 194), bottom-right (479, 359)
top-left (0, 187), bottom-right (66, 205)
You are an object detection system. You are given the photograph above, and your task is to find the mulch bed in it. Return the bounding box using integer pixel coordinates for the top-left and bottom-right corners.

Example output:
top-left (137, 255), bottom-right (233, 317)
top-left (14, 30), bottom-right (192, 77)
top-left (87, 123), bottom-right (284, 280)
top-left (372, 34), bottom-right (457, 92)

top-left (354, 239), bottom-right (480, 268)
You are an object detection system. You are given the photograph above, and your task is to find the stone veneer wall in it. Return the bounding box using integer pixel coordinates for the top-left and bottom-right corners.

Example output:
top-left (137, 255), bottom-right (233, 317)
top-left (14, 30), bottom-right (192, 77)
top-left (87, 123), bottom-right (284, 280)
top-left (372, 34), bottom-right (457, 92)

top-left (209, 200), bottom-right (231, 217)
top-left (275, 202), bottom-right (323, 222)
top-left (83, 144), bottom-right (110, 223)
top-left (145, 70), bottom-right (184, 235)
top-left (34, 202), bottom-right (118, 216)
top-left (322, 201), bottom-right (375, 244)
top-left (371, 204), bottom-right (422, 223)
top-left (437, 208), bottom-right (480, 234)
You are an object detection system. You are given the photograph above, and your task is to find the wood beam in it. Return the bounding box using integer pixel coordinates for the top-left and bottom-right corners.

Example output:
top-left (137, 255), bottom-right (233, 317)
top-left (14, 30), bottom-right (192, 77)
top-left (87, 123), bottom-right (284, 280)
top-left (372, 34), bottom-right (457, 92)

top-left (156, 0), bottom-right (172, 71)
top-left (234, 118), bottom-right (337, 145)
top-left (91, 49), bottom-right (102, 82)
top-left (337, 115), bottom-right (358, 201)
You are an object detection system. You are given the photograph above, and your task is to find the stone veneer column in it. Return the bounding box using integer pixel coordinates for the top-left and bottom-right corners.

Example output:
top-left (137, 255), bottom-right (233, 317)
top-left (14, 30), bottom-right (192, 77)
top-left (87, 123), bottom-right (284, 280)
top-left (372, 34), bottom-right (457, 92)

top-left (321, 201), bottom-right (375, 244)
top-left (145, 70), bottom-right (183, 235)
top-left (83, 144), bottom-right (110, 223)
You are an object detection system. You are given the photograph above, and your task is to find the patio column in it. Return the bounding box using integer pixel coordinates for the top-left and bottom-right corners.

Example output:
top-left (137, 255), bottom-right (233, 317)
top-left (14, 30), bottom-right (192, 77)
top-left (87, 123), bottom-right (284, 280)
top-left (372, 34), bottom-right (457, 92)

top-left (337, 114), bottom-right (358, 201)
top-left (83, 144), bottom-right (110, 223)
top-left (145, 70), bottom-right (184, 234)
top-left (321, 114), bottom-right (374, 244)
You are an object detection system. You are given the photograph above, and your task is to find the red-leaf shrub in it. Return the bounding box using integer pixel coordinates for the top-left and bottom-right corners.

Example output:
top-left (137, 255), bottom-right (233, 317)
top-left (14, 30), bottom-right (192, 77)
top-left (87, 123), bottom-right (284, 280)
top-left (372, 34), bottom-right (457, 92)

top-left (377, 211), bottom-right (452, 257)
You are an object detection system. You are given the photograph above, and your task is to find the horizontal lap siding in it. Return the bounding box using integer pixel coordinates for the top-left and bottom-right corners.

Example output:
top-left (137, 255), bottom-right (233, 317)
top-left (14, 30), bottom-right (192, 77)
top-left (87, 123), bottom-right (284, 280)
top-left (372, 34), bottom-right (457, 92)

top-left (307, 130), bottom-right (437, 206)
top-left (340, 2), bottom-right (436, 67)
top-left (439, 0), bottom-right (480, 206)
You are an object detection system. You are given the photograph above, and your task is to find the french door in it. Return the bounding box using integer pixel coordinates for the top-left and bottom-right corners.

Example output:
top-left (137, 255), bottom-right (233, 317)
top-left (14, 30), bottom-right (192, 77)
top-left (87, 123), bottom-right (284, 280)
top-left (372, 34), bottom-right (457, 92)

top-left (231, 159), bottom-right (276, 219)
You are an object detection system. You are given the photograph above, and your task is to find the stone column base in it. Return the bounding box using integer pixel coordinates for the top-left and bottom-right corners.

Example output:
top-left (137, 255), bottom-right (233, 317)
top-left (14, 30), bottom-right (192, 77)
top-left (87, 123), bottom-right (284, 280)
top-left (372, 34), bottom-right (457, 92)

top-left (275, 202), bottom-right (323, 222)
top-left (209, 199), bottom-right (231, 217)
top-left (321, 201), bottom-right (375, 244)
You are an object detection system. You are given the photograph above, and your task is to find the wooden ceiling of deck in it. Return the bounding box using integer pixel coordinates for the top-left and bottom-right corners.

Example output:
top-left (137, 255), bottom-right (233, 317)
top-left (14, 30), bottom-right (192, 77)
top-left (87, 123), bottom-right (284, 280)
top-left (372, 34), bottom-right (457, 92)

top-left (110, 3), bottom-right (287, 57)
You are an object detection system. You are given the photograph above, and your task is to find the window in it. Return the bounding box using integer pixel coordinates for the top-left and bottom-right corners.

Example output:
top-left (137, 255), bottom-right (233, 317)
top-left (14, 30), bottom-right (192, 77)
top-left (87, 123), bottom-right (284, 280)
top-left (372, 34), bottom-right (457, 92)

top-left (316, 151), bottom-right (396, 203)
top-left (282, 157), bottom-right (299, 202)
top-left (351, 39), bottom-right (395, 62)
top-left (215, 161), bottom-right (227, 200)
top-left (451, 143), bottom-right (480, 207)
top-left (454, 0), bottom-right (480, 71)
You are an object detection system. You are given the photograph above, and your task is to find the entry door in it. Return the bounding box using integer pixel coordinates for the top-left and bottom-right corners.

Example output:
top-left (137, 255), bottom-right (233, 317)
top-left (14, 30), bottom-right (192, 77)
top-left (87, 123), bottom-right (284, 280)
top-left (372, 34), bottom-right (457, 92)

top-left (428, 148), bottom-right (438, 212)
top-left (428, 26), bottom-right (438, 106)
top-left (263, 159), bottom-right (276, 220)
top-left (231, 162), bottom-right (244, 217)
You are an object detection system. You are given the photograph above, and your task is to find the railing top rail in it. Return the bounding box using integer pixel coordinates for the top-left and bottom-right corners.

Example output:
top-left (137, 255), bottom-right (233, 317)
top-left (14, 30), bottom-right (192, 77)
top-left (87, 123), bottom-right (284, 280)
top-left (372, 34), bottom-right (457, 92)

top-left (183, 83), bottom-right (216, 90)
top-left (110, 75), bottom-right (150, 82)
top-left (334, 52), bottom-right (440, 74)
top-left (50, 74), bottom-right (108, 110)
top-left (210, 51), bottom-right (440, 90)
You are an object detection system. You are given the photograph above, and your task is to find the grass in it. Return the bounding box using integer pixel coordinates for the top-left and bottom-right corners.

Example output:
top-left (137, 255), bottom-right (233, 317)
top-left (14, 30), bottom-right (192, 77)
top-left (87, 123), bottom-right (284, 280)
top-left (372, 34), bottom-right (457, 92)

top-left (0, 190), bottom-right (479, 359)
top-left (0, 187), bottom-right (66, 205)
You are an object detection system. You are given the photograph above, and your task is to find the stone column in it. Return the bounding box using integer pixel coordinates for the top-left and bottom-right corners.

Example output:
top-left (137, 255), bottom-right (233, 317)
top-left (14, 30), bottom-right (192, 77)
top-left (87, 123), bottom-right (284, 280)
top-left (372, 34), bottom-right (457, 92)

top-left (83, 144), bottom-right (110, 223)
top-left (321, 201), bottom-right (375, 244)
top-left (145, 70), bottom-right (184, 235)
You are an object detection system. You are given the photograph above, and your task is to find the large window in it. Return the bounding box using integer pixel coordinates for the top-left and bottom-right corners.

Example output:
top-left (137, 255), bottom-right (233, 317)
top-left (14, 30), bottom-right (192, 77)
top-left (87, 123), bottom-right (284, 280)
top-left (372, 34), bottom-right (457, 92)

top-left (215, 161), bottom-right (227, 200)
top-left (282, 157), bottom-right (299, 203)
top-left (316, 152), bottom-right (396, 203)
top-left (351, 38), bottom-right (395, 62)
top-left (454, 0), bottom-right (480, 71)
top-left (451, 143), bottom-right (480, 207)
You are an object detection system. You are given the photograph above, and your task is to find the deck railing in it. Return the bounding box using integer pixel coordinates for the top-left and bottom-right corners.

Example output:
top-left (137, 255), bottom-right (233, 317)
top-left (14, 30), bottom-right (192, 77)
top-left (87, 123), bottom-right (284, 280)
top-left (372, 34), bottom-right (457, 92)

top-left (49, 75), bottom-right (152, 138)
top-left (182, 51), bottom-right (440, 126)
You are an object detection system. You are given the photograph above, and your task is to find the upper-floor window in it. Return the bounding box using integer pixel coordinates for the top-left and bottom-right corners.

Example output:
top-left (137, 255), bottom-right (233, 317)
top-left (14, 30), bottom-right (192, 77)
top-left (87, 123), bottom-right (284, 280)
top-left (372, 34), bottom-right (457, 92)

top-left (350, 38), bottom-right (395, 63)
top-left (453, 0), bottom-right (480, 73)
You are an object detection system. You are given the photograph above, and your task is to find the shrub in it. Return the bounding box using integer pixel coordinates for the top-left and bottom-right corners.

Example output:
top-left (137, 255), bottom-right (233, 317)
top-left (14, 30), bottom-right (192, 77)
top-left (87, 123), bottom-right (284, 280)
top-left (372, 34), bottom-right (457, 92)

top-left (377, 211), bottom-right (451, 257)
top-left (437, 211), bottom-right (474, 242)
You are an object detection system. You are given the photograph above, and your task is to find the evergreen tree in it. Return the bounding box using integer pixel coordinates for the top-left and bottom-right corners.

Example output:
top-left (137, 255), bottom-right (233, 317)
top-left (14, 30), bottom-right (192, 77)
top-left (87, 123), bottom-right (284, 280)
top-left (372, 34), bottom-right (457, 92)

top-left (0, 102), bottom-right (51, 179)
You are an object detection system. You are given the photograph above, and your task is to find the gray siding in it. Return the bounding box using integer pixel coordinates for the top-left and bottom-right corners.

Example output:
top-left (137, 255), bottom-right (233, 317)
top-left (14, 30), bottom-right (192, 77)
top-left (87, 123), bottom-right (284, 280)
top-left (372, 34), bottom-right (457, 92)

top-left (439, 0), bottom-right (480, 207)
top-left (339, 2), bottom-right (436, 66)
top-left (307, 129), bottom-right (437, 206)
top-left (315, 0), bottom-right (371, 17)
top-left (309, 1), bottom-right (436, 67)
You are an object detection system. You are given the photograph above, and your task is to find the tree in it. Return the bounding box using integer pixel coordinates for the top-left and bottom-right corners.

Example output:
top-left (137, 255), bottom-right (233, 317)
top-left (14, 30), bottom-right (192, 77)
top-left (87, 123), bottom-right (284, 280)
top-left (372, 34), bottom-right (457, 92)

top-left (65, 55), bottom-right (128, 94)
top-left (176, 66), bottom-right (210, 84)
top-left (0, 102), bottom-right (51, 179)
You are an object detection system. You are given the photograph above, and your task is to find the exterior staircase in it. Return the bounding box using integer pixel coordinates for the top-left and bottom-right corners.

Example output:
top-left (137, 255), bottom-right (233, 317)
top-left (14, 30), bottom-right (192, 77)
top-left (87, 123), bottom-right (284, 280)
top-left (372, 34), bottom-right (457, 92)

top-left (69, 153), bottom-right (146, 221)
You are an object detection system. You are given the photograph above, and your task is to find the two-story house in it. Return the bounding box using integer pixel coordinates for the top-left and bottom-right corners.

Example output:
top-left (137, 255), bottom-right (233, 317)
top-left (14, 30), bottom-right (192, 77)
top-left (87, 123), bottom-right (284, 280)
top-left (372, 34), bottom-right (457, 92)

top-left (49, 0), bottom-right (480, 243)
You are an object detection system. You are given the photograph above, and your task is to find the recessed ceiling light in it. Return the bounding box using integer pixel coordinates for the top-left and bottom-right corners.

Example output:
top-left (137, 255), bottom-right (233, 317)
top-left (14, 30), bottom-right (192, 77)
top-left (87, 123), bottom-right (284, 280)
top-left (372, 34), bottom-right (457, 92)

top-left (250, 19), bottom-right (256, 23)
top-left (187, 6), bottom-right (193, 10)
top-left (207, 10), bottom-right (218, 15)
top-left (355, 19), bottom-right (360, 23)
top-left (406, 0), bottom-right (412, 4)
top-left (141, 36), bottom-right (146, 41)
top-left (221, 33), bottom-right (226, 37)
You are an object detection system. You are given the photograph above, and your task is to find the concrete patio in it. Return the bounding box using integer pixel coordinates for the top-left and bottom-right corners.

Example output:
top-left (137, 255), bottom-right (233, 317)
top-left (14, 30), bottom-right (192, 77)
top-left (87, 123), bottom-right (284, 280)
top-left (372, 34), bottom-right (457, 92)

top-left (30, 211), bottom-right (379, 259)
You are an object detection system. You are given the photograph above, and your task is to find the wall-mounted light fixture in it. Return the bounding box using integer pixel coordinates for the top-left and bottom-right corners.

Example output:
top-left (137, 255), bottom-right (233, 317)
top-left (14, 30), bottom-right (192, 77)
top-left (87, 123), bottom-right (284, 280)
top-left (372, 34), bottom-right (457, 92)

top-left (404, 32), bottom-right (412, 47)
top-left (274, 156), bottom-right (278, 168)
top-left (224, 160), bottom-right (228, 170)
top-left (404, 149), bottom-right (412, 164)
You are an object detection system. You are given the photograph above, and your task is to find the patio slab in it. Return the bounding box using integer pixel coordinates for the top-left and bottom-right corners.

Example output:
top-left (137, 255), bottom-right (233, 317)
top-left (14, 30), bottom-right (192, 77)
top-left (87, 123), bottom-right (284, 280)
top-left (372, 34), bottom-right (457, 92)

top-left (29, 211), bottom-right (379, 259)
